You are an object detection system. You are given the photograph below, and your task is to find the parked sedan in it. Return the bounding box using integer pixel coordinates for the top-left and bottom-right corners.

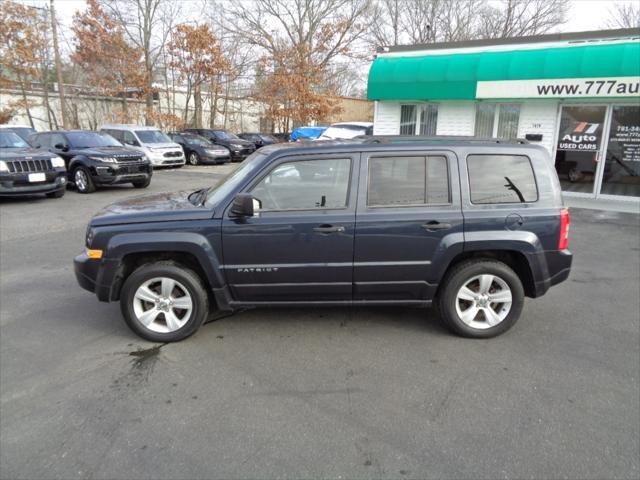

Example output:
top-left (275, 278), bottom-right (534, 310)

top-left (168, 132), bottom-right (230, 165)
top-left (183, 128), bottom-right (255, 162)
top-left (237, 133), bottom-right (279, 149)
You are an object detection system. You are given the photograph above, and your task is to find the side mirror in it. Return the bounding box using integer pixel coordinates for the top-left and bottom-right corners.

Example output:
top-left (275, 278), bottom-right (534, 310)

top-left (54, 143), bottom-right (69, 152)
top-left (230, 193), bottom-right (261, 217)
top-left (126, 139), bottom-right (140, 147)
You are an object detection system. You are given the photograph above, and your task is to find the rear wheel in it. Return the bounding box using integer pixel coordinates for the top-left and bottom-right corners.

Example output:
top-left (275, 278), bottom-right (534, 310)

top-left (438, 260), bottom-right (524, 338)
top-left (73, 166), bottom-right (96, 193)
top-left (188, 152), bottom-right (200, 165)
top-left (120, 262), bottom-right (209, 342)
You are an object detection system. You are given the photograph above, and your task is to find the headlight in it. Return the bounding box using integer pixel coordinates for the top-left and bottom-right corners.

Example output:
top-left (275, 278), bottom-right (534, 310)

top-left (231, 143), bottom-right (243, 149)
top-left (51, 156), bottom-right (65, 168)
top-left (0, 161), bottom-right (8, 172)
top-left (86, 226), bottom-right (95, 247)
top-left (89, 156), bottom-right (117, 163)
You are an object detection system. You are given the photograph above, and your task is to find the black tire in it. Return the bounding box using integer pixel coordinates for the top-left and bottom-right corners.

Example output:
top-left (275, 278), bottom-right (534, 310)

top-left (46, 189), bottom-right (65, 198)
top-left (188, 152), bottom-right (200, 165)
top-left (73, 166), bottom-right (96, 193)
top-left (132, 177), bottom-right (151, 189)
top-left (438, 259), bottom-right (524, 338)
top-left (120, 261), bottom-right (209, 342)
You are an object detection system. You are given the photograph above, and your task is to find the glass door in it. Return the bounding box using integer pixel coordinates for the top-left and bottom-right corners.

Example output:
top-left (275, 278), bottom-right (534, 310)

top-left (599, 105), bottom-right (640, 198)
top-left (554, 105), bottom-right (608, 196)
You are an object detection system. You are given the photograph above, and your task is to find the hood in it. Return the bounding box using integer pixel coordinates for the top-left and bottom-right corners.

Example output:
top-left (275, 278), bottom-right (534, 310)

top-left (0, 147), bottom-right (56, 160)
top-left (91, 190), bottom-right (213, 226)
top-left (218, 138), bottom-right (253, 147)
top-left (145, 142), bottom-right (182, 150)
top-left (75, 146), bottom-right (144, 157)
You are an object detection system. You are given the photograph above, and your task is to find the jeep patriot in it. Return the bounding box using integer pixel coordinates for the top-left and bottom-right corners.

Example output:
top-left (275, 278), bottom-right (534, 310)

top-left (74, 138), bottom-right (572, 341)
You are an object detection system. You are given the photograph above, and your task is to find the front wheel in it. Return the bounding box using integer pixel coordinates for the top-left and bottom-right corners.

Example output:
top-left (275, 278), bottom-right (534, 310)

top-left (120, 262), bottom-right (209, 342)
top-left (73, 166), bottom-right (96, 193)
top-left (188, 152), bottom-right (200, 165)
top-left (438, 260), bottom-right (524, 338)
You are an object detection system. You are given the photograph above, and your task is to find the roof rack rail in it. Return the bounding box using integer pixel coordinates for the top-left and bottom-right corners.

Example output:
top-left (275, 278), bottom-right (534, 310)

top-left (355, 135), bottom-right (530, 145)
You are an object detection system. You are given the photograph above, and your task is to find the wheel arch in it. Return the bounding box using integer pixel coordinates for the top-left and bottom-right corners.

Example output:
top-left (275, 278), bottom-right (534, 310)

top-left (437, 249), bottom-right (537, 298)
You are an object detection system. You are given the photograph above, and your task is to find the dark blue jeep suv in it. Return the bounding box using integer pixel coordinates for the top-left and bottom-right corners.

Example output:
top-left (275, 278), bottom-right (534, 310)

top-left (74, 138), bottom-right (572, 341)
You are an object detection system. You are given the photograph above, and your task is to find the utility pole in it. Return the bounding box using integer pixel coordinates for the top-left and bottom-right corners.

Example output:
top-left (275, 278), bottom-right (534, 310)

top-left (49, 0), bottom-right (69, 129)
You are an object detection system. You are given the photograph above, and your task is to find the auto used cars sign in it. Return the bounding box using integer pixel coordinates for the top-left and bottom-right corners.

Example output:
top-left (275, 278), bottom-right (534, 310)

top-left (557, 121), bottom-right (604, 151)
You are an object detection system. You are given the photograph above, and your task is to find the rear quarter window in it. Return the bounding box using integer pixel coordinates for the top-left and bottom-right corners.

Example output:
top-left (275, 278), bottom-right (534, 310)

top-left (467, 154), bottom-right (538, 204)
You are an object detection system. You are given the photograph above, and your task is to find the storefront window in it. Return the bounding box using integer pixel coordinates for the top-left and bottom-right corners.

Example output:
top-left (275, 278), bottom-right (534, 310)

top-left (475, 103), bottom-right (521, 138)
top-left (554, 105), bottom-right (607, 195)
top-left (601, 105), bottom-right (640, 197)
top-left (400, 104), bottom-right (438, 135)
top-left (400, 105), bottom-right (417, 135)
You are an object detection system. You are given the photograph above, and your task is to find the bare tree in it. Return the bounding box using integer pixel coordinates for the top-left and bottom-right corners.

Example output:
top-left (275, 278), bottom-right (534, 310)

top-left (605, 2), bottom-right (640, 29)
top-left (99, 0), bottom-right (182, 124)
top-left (476, 0), bottom-right (567, 39)
top-left (366, 0), bottom-right (402, 47)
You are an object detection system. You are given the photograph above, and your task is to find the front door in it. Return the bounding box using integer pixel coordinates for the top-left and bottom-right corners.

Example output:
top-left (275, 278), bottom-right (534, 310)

top-left (354, 151), bottom-right (463, 302)
top-left (554, 105), bottom-right (608, 195)
top-left (221, 154), bottom-right (358, 303)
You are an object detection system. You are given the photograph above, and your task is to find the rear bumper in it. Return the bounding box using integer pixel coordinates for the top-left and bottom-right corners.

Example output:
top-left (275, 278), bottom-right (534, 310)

top-left (0, 170), bottom-right (67, 196)
top-left (532, 249), bottom-right (573, 297)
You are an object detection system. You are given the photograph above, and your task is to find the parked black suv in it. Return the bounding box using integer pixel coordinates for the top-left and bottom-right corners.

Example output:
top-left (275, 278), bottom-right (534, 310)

top-left (0, 130), bottom-right (67, 198)
top-left (75, 138), bottom-right (572, 342)
top-left (167, 132), bottom-right (230, 165)
top-left (29, 130), bottom-right (152, 193)
top-left (183, 128), bottom-right (255, 162)
top-left (237, 132), bottom-right (279, 149)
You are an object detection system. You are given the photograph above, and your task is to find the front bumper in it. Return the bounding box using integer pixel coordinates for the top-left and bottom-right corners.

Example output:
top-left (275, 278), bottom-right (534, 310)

top-left (229, 148), bottom-right (255, 161)
top-left (74, 252), bottom-right (121, 302)
top-left (148, 154), bottom-right (186, 166)
top-left (93, 163), bottom-right (152, 185)
top-left (202, 152), bottom-right (231, 164)
top-left (0, 170), bottom-right (67, 196)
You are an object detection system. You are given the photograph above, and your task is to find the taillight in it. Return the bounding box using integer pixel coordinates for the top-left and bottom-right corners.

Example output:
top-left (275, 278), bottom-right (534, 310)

top-left (558, 208), bottom-right (570, 250)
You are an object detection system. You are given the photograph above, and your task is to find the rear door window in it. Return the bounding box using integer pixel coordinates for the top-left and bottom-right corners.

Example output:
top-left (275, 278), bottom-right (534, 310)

top-left (467, 154), bottom-right (538, 204)
top-left (367, 156), bottom-right (449, 206)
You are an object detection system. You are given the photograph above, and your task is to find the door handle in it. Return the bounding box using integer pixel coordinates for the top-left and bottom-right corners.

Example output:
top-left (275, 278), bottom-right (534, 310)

top-left (313, 224), bottom-right (345, 234)
top-left (422, 221), bottom-right (452, 232)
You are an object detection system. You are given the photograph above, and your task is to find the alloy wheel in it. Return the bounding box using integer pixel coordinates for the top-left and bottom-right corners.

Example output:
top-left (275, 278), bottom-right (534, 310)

top-left (75, 169), bottom-right (88, 191)
top-left (454, 274), bottom-right (513, 329)
top-left (132, 277), bottom-right (193, 333)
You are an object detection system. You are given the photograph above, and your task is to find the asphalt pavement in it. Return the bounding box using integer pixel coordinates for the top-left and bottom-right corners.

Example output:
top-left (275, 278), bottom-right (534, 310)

top-left (1, 165), bottom-right (639, 479)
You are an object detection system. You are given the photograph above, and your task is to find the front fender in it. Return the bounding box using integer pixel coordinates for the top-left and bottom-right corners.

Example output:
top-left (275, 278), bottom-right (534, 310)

top-left (95, 232), bottom-right (226, 301)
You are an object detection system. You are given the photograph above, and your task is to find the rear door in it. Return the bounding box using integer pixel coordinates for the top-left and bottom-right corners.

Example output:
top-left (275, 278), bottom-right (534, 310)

top-left (354, 150), bottom-right (464, 302)
top-left (221, 153), bottom-right (359, 303)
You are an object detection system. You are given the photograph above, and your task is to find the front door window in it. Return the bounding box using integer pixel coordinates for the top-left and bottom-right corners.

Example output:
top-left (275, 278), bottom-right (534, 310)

top-left (601, 105), bottom-right (640, 198)
top-left (554, 105), bottom-right (607, 194)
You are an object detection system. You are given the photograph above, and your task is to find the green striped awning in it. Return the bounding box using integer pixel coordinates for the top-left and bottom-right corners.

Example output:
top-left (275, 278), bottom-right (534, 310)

top-left (367, 42), bottom-right (640, 101)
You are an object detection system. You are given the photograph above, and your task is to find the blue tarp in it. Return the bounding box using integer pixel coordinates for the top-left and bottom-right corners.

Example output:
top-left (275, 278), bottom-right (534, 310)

top-left (289, 126), bottom-right (327, 141)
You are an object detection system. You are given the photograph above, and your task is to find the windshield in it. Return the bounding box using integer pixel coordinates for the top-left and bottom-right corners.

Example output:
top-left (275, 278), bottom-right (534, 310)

top-left (205, 152), bottom-right (266, 206)
top-left (320, 125), bottom-right (370, 140)
top-left (213, 130), bottom-right (238, 140)
top-left (0, 131), bottom-right (29, 148)
top-left (185, 135), bottom-right (211, 146)
top-left (67, 132), bottom-right (122, 148)
top-left (135, 130), bottom-right (171, 144)
top-left (259, 134), bottom-right (277, 142)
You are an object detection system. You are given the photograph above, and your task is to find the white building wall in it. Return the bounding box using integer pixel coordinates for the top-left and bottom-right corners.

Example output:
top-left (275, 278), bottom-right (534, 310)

top-left (435, 101), bottom-right (475, 136)
top-left (373, 101), bottom-right (400, 135)
top-left (373, 99), bottom-right (561, 156)
top-left (516, 101), bottom-right (559, 155)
